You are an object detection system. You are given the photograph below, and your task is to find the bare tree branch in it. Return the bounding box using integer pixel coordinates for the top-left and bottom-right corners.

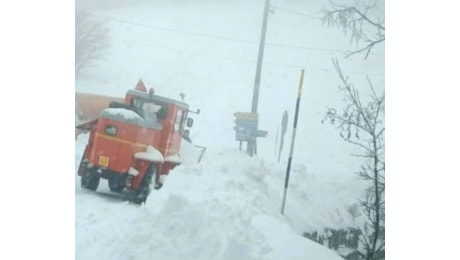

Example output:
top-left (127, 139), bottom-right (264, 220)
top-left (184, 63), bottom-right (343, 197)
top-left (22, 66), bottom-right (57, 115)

top-left (75, 10), bottom-right (111, 77)
top-left (321, 0), bottom-right (384, 59)
top-left (344, 37), bottom-right (385, 59)
top-left (349, 5), bottom-right (385, 31)
top-left (323, 59), bottom-right (384, 260)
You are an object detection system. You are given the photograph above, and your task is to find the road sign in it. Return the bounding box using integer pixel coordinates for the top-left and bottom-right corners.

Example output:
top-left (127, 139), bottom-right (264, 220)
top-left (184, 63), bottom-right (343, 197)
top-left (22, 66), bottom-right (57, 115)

top-left (234, 112), bottom-right (258, 120)
top-left (233, 112), bottom-right (268, 141)
top-left (255, 130), bottom-right (268, 137)
top-left (234, 112), bottom-right (258, 141)
top-left (281, 111), bottom-right (288, 135)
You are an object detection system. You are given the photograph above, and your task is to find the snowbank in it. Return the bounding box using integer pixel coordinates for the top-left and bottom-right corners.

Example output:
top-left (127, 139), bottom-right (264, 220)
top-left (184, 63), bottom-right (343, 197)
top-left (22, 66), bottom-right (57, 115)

top-left (76, 134), bottom-right (343, 259)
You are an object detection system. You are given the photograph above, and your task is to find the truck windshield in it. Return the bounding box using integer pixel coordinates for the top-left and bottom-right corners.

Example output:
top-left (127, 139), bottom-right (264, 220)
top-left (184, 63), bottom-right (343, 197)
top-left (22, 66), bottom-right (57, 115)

top-left (132, 98), bottom-right (167, 129)
top-left (143, 103), bottom-right (161, 126)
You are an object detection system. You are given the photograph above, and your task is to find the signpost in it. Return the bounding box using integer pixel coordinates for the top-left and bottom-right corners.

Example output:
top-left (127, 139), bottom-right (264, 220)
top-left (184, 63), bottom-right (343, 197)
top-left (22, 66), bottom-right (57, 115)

top-left (234, 112), bottom-right (258, 142)
top-left (278, 110), bottom-right (288, 163)
top-left (233, 112), bottom-right (267, 154)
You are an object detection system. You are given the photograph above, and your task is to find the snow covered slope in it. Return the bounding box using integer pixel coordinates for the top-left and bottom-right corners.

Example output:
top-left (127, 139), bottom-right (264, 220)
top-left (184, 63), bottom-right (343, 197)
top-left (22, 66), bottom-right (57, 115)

top-left (76, 134), bottom-right (345, 260)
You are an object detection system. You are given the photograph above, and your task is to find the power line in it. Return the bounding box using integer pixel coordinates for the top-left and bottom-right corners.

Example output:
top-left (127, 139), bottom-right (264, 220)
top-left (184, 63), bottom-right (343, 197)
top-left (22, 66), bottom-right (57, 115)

top-left (107, 17), bottom-right (255, 44)
top-left (110, 36), bottom-right (384, 78)
top-left (271, 5), bottom-right (321, 20)
top-left (104, 17), bottom-right (383, 56)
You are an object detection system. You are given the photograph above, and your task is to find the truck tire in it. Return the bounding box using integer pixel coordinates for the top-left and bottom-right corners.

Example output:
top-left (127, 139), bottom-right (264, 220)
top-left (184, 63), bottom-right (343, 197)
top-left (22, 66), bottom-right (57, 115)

top-left (133, 165), bottom-right (155, 204)
top-left (81, 167), bottom-right (100, 191)
top-left (108, 175), bottom-right (125, 193)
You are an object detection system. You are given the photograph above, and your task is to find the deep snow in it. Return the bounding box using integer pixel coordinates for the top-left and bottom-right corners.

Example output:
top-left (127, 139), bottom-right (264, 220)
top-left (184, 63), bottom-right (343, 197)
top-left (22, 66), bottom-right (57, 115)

top-left (75, 0), bottom-right (384, 259)
top-left (76, 133), bottom-right (346, 260)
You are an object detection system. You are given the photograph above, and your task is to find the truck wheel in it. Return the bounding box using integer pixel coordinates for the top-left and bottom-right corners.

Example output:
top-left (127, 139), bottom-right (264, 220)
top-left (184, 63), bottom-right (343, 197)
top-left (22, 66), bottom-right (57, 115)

top-left (81, 167), bottom-right (100, 191)
top-left (133, 165), bottom-right (155, 204)
top-left (108, 177), bottom-right (125, 193)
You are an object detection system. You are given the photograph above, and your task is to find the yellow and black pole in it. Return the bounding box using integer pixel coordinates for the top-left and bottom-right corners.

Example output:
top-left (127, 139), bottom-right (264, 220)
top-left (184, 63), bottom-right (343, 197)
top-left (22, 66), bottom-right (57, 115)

top-left (281, 69), bottom-right (304, 215)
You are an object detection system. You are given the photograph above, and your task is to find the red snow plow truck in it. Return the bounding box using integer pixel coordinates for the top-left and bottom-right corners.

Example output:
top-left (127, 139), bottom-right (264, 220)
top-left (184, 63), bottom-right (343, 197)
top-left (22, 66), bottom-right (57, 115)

top-left (76, 79), bottom-right (199, 204)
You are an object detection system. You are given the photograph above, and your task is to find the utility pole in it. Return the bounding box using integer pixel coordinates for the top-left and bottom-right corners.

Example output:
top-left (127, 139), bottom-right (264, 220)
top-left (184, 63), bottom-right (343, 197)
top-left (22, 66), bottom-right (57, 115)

top-left (248, 0), bottom-right (270, 156)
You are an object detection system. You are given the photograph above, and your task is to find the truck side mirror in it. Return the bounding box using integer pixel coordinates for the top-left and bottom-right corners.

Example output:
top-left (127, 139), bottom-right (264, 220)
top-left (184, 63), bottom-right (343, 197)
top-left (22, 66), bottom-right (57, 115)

top-left (188, 108), bottom-right (200, 115)
top-left (186, 118), bottom-right (194, 127)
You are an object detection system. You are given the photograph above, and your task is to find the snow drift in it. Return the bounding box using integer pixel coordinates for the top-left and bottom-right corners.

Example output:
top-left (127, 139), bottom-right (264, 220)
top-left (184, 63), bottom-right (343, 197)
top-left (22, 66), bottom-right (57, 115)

top-left (75, 133), bottom-right (344, 260)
